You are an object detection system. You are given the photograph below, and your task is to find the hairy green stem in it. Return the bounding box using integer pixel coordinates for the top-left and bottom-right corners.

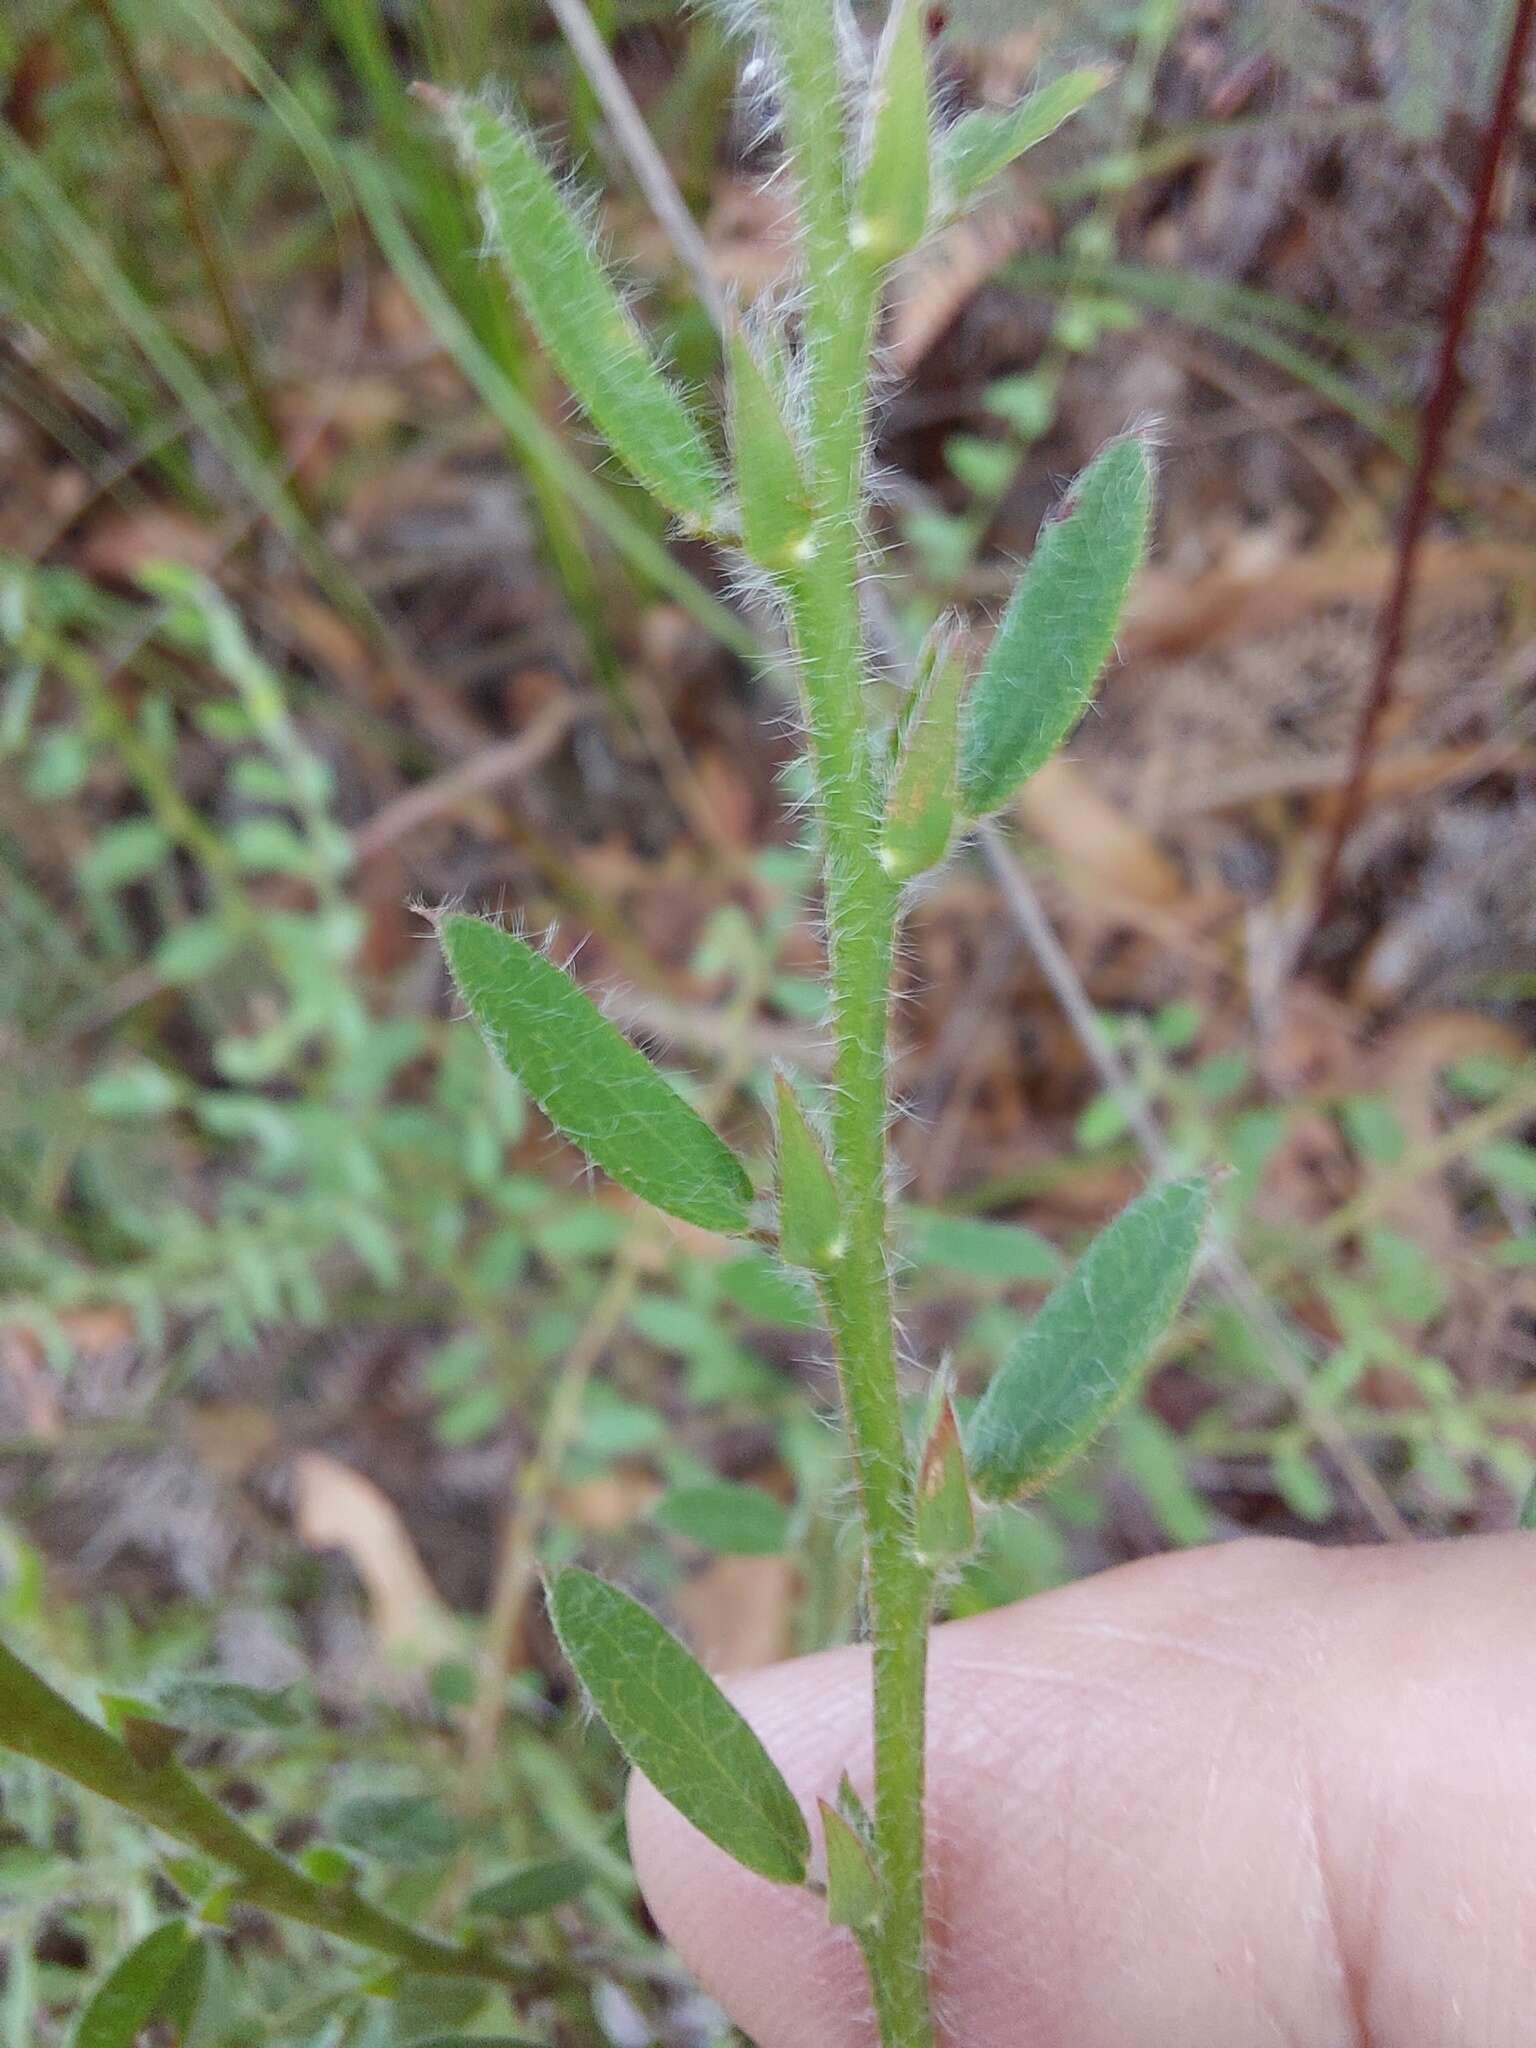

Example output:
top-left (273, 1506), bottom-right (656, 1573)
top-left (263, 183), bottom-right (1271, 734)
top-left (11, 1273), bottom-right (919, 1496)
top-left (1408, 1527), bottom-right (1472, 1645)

top-left (767, 4), bottom-right (936, 2040)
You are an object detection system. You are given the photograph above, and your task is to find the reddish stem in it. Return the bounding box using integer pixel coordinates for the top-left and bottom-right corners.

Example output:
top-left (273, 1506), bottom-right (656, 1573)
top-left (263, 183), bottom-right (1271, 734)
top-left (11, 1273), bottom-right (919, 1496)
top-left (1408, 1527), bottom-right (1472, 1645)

top-left (1306, 0), bottom-right (1536, 953)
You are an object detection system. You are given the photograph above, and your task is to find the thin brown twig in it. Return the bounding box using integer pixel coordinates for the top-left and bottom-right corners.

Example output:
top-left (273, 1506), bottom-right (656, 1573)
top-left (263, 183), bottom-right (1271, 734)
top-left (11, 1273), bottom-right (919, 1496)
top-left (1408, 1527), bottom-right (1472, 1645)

top-left (1305, 0), bottom-right (1536, 951)
top-left (543, 0), bottom-right (727, 331)
top-left (352, 697), bottom-right (584, 861)
top-left (977, 820), bottom-right (1411, 1542)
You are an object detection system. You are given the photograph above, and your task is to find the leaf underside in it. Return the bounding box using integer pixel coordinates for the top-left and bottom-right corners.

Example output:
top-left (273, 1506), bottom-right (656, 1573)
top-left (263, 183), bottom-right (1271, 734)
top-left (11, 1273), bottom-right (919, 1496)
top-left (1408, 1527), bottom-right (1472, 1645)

top-left (959, 434), bottom-right (1152, 819)
top-left (439, 915), bottom-right (753, 1236)
top-left (966, 1177), bottom-right (1208, 1501)
top-left (548, 1568), bottom-right (810, 1884)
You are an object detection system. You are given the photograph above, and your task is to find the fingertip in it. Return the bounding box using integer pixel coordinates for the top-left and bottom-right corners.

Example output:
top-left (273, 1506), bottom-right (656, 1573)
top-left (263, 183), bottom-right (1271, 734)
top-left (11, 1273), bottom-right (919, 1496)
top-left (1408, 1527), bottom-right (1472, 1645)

top-left (627, 1654), bottom-right (874, 2048)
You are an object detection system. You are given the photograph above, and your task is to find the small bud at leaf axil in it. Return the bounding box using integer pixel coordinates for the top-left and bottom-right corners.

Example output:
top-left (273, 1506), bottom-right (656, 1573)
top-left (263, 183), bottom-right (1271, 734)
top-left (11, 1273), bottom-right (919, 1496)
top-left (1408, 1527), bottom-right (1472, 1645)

top-left (775, 1075), bottom-right (844, 1271)
top-left (913, 1380), bottom-right (976, 1567)
top-left (819, 1799), bottom-right (882, 1934)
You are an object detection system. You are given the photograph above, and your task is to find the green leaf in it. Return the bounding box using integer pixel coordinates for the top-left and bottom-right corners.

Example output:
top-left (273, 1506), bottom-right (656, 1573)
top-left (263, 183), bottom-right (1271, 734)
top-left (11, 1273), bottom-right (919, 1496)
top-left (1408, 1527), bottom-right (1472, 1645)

top-left (153, 916), bottom-right (238, 984)
top-left (728, 327), bottom-right (813, 572)
top-left (966, 1178), bottom-right (1207, 1501)
top-left (716, 1250), bottom-right (818, 1329)
top-left (1339, 1093), bottom-right (1405, 1166)
top-left (854, 0), bottom-right (930, 262)
top-left (468, 1855), bottom-right (593, 1921)
top-left (390, 1981), bottom-right (486, 2037)
top-left (331, 1793), bottom-right (462, 1864)
top-left (71, 1923), bottom-right (193, 2048)
top-left (299, 1844), bottom-right (358, 1887)
top-left (1478, 1140), bottom-right (1536, 1200)
top-left (655, 1482), bottom-right (792, 1556)
top-left (407, 2039), bottom-right (542, 2047)
top-left (1272, 1443), bottom-right (1333, 1524)
top-left (439, 915), bottom-right (753, 1236)
top-left (77, 819), bottom-right (171, 892)
top-left (959, 435), bottom-right (1152, 818)
top-left (900, 1206), bottom-right (1060, 1282)
top-left (1520, 1473), bottom-right (1536, 1530)
top-left (818, 1799), bottom-right (880, 1934)
top-left (437, 93), bottom-right (723, 532)
top-left (774, 1076), bottom-right (843, 1271)
top-left (935, 67), bottom-right (1107, 211)
top-left (547, 1568), bottom-right (810, 1883)
top-left (155, 1938), bottom-right (206, 2039)
top-left (912, 1384), bottom-right (976, 1567)
top-left (879, 626), bottom-right (965, 883)
top-left (156, 1676), bottom-right (305, 1733)
top-left (85, 1062), bottom-right (183, 1120)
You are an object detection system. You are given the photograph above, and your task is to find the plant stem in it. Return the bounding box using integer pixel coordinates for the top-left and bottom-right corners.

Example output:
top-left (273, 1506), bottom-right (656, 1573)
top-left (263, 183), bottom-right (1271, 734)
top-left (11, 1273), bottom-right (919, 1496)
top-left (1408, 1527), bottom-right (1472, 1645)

top-left (0, 1637), bottom-right (562, 1995)
top-left (767, 6), bottom-right (936, 2040)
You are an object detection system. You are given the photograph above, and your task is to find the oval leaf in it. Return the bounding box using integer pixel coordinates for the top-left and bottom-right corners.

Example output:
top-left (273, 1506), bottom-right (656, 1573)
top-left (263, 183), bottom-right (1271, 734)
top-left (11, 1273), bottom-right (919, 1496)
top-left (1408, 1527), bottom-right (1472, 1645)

top-left (654, 1481), bottom-right (792, 1556)
top-left (436, 93), bottom-right (724, 532)
top-left (156, 1939), bottom-right (207, 2039)
top-left (468, 1855), bottom-right (592, 1922)
top-left (966, 1178), bottom-right (1208, 1501)
top-left (440, 915), bottom-right (753, 1236)
top-left (409, 2039), bottom-right (542, 2047)
top-left (548, 1568), bottom-right (809, 1883)
top-left (72, 1923), bottom-right (193, 2048)
top-left (936, 67), bottom-right (1108, 211)
top-left (959, 435), bottom-right (1152, 818)
top-left (332, 1793), bottom-right (462, 1864)
top-left (156, 1675), bottom-right (305, 1733)
top-left (900, 1206), bottom-right (1060, 1282)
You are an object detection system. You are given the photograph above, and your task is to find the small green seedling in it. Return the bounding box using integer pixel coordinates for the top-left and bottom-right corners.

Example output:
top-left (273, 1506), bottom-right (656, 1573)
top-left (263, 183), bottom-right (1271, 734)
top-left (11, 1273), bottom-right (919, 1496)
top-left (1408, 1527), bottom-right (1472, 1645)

top-left (0, 10), bottom-right (1206, 2044)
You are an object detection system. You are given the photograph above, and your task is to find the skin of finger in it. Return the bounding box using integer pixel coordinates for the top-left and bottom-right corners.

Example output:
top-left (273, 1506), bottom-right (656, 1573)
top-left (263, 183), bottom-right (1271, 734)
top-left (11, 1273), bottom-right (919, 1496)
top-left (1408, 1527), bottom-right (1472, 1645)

top-left (627, 1534), bottom-right (1536, 2048)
